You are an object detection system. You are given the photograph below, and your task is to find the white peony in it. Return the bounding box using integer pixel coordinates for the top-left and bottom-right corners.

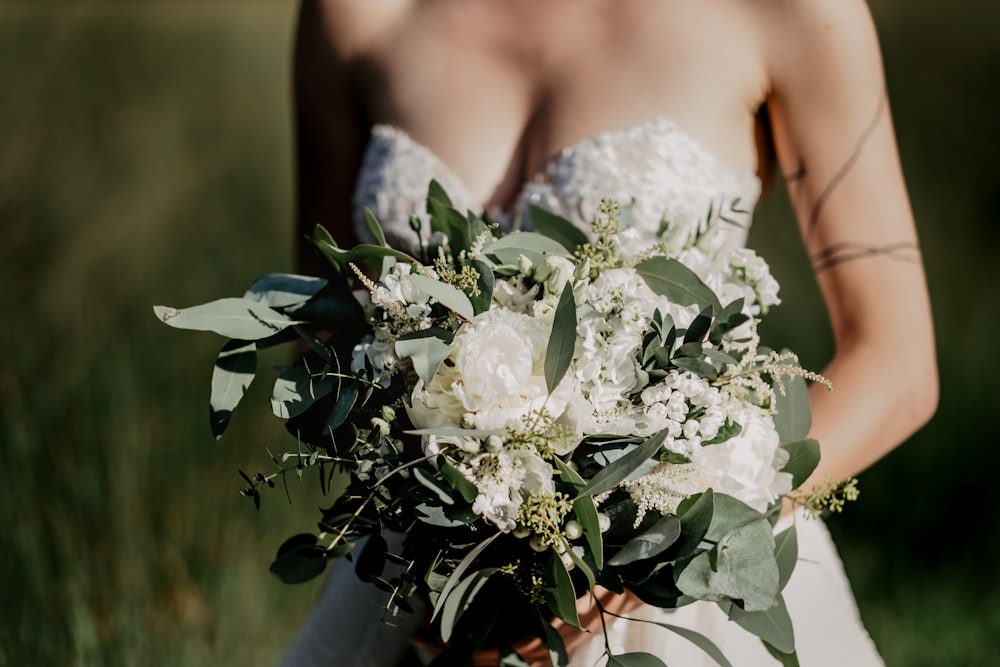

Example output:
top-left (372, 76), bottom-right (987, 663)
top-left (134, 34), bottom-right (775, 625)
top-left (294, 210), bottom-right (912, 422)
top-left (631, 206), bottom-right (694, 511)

top-left (692, 404), bottom-right (792, 512)
top-left (407, 308), bottom-right (575, 433)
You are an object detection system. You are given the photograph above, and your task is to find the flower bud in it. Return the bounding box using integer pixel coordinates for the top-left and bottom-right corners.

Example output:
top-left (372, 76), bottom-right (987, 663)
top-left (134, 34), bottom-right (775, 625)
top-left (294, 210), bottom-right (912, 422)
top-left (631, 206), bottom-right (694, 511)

top-left (485, 435), bottom-right (504, 453)
top-left (517, 254), bottom-right (533, 276)
top-left (560, 551), bottom-right (576, 571)
top-left (381, 405), bottom-right (397, 423)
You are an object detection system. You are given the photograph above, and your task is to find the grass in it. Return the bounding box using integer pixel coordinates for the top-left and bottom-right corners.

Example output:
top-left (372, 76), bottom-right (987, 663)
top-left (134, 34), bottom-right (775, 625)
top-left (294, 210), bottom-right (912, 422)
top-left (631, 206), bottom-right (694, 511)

top-left (1, 1), bottom-right (998, 665)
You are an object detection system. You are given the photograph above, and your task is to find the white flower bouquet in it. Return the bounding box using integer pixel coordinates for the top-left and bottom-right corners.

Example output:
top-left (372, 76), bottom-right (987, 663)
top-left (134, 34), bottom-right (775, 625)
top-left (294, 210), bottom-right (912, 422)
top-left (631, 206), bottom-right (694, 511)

top-left (156, 182), bottom-right (847, 666)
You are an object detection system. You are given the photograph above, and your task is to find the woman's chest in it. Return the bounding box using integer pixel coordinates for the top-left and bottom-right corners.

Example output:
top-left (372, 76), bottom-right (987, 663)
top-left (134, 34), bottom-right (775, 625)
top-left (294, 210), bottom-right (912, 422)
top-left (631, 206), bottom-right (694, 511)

top-left (356, 0), bottom-right (768, 208)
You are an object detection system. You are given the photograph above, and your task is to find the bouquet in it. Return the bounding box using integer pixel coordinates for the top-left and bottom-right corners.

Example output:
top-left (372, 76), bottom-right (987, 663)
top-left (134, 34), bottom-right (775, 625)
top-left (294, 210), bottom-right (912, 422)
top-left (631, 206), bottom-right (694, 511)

top-left (156, 182), bottom-right (852, 666)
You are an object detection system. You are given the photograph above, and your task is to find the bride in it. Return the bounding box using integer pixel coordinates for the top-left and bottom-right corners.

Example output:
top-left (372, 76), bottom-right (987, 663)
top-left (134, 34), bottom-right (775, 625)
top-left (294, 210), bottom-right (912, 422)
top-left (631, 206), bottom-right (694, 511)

top-left (283, 0), bottom-right (937, 665)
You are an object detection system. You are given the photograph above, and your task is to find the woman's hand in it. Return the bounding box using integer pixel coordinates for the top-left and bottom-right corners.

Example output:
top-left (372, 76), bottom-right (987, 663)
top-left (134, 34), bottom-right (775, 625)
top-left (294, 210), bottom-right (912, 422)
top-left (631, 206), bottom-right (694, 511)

top-left (412, 586), bottom-right (643, 667)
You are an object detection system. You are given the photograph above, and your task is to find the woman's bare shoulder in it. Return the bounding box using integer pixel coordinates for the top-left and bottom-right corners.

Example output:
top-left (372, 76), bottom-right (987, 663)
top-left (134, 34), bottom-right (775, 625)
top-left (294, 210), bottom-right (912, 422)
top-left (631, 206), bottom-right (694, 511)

top-left (308, 0), bottom-right (413, 57)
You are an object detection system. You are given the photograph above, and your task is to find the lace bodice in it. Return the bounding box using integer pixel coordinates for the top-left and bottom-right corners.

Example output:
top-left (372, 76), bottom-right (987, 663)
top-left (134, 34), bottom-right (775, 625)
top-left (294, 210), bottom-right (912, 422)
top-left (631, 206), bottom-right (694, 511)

top-left (353, 117), bottom-right (762, 255)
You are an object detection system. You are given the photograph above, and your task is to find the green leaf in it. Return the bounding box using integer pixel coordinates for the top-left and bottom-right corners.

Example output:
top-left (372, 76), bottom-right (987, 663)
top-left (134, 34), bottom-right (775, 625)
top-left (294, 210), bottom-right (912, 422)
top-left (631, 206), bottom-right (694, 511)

top-left (363, 208), bottom-right (387, 247)
top-left (774, 525), bottom-right (798, 591)
top-left (674, 516), bottom-right (779, 611)
top-left (635, 256), bottom-right (721, 311)
top-left (440, 459), bottom-right (478, 503)
top-left (572, 495), bottom-right (604, 569)
top-left (543, 553), bottom-right (581, 629)
top-left (209, 340), bottom-right (256, 439)
top-left (427, 178), bottom-right (453, 208)
top-left (270, 365), bottom-right (336, 419)
top-left (539, 614), bottom-right (569, 667)
top-left (406, 274), bottom-right (475, 321)
top-left (576, 430), bottom-right (668, 499)
top-left (483, 232), bottom-right (572, 268)
top-left (666, 490), bottom-right (714, 560)
top-left (781, 439), bottom-right (820, 489)
top-left (683, 306), bottom-right (714, 343)
top-left (431, 533), bottom-right (500, 622)
top-left (268, 534), bottom-right (329, 584)
top-left (764, 640), bottom-right (801, 666)
top-left (545, 286), bottom-right (577, 393)
top-left (673, 357), bottom-right (718, 379)
top-left (627, 620), bottom-right (733, 667)
top-left (428, 198), bottom-right (472, 254)
top-left (395, 329), bottom-right (453, 382)
top-left (325, 378), bottom-right (359, 432)
top-left (499, 647), bottom-right (532, 667)
top-left (354, 533), bottom-right (387, 582)
top-left (154, 298), bottom-right (295, 340)
top-left (607, 515), bottom-right (682, 566)
top-left (721, 594), bottom-right (796, 654)
top-left (469, 258), bottom-right (495, 315)
top-left (440, 568), bottom-right (497, 642)
top-left (244, 273), bottom-right (329, 308)
top-left (606, 653), bottom-right (668, 667)
top-left (772, 373), bottom-right (812, 444)
top-left (528, 204), bottom-right (589, 252)
top-left (413, 468), bottom-right (456, 505)
top-left (311, 235), bottom-right (416, 274)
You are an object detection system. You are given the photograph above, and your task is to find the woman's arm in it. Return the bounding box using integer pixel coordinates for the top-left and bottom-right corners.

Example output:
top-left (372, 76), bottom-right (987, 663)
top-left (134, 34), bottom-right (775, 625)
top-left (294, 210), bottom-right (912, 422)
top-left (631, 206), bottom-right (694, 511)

top-left (760, 0), bottom-right (938, 490)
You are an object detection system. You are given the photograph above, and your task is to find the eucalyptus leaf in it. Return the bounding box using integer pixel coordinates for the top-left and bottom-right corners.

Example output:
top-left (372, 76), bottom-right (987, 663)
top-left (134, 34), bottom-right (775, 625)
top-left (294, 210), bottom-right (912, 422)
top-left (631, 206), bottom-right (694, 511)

top-left (576, 430), bottom-right (668, 499)
top-left (396, 332), bottom-right (452, 383)
top-left (772, 373), bottom-right (811, 444)
top-left (528, 204), bottom-right (589, 252)
top-left (764, 641), bottom-right (801, 667)
top-left (270, 365), bottom-right (336, 419)
top-left (674, 517), bottom-right (779, 611)
top-left (268, 534), bottom-right (328, 584)
top-left (540, 615), bottom-right (569, 667)
top-left (406, 274), bottom-right (475, 321)
top-left (545, 287), bottom-right (577, 393)
top-left (721, 594), bottom-right (796, 654)
top-left (325, 379), bottom-right (359, 432)
top-left (154, 298), bottom-right (296, 340)
top-left (209, 340), bottom-right (256, 439)
top-left (354, 534), bottom-right (387, 583)
top-left (608, 515), bottom-right (682, 567)
top-left (781, 439), bottom-right (820, 489)
top-left (415, 504), bottom-right (471, 527)
top-left (543, 553), bottom-right (581, 629)
top-left (483, 232), bottom-right (572, 268)
top-left (431, 533), bottom-right (500, 622)
top-left (363, 208), bottom-right (387, 247)
top-left (440, 458), bottom-right (478, 503)
top-left (440, 568), bottom-right (497, 642)
top-left (244, 273), bottom-right (329, 308)
top-left (606, 653), bottom-right (668, 667)
top-left (635, 256), bottom-right (721, 311)
top-left (774, 525), bottom-right (798, 591)
top-left (413, 468), bottom-right (456, 505)
top-left (628, 621), bottom-right (733, 667)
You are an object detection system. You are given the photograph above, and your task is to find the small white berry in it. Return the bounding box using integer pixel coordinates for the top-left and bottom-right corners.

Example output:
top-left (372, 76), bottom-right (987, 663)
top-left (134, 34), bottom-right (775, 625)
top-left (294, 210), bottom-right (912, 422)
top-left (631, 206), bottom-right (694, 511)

top-left (564, 520), bottom-right (584, 540)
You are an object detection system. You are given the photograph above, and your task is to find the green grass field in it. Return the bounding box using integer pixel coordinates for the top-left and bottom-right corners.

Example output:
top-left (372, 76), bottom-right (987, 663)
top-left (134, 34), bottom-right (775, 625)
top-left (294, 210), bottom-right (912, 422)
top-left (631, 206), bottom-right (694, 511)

top-left (2, 1), bottom-right (998, 665)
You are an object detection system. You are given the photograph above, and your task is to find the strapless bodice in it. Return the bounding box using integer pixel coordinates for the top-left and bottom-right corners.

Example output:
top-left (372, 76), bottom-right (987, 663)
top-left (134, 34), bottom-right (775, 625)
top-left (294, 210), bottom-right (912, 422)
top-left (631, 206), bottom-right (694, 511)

top-left (352, 117), bottom-right (762, 259)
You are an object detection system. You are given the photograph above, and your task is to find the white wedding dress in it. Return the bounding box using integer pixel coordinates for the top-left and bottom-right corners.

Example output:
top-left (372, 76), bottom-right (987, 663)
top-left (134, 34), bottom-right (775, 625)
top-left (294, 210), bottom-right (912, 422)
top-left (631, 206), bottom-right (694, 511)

top-left (281, 118), bottom-right (884, 667)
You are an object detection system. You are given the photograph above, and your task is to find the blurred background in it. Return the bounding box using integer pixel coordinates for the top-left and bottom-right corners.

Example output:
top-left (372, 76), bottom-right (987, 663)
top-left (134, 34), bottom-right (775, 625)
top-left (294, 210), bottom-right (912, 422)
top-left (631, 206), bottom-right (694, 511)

top-left (1, 1), bottom-right (996, 665)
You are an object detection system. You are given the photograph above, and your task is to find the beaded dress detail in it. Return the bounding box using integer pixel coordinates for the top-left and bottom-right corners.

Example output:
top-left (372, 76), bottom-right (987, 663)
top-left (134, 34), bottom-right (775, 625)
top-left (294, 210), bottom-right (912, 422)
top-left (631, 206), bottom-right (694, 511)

top-left (352, 117), bottom-right (761, 259)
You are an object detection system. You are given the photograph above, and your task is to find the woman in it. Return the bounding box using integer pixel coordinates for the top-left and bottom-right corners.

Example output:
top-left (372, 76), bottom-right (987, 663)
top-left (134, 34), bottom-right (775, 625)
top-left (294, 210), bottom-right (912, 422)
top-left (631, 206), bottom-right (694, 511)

top-left (284, 0), bottom-right (938, 664)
